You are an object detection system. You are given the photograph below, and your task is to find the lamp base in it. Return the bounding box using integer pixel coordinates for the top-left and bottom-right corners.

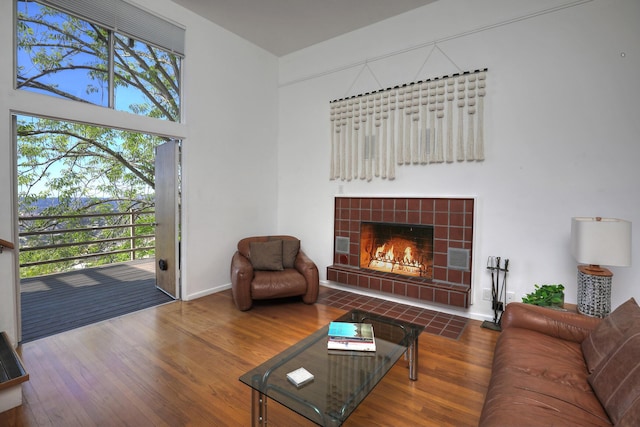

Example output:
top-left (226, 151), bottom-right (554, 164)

top-left (577, 266), bottom-right (612, 318)
top-left (578, 264), bottom-right (613, 277)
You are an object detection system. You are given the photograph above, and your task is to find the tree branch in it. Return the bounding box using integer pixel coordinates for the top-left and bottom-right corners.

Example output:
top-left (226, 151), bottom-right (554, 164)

top-left (19, 129), bottom-right (155, 189)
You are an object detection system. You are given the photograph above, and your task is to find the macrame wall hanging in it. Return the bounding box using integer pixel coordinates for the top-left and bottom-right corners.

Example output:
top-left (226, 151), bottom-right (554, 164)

top-left (329, 68), bottom-right (487, 181)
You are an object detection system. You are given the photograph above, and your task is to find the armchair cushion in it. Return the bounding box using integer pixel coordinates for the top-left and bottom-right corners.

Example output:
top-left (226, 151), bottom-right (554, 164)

top-left (251, 269), bottom-right (307, 299)
top-left (249, 240), bottom-right (283, 271)
top-left (282, 239), bottom-right (300, 269)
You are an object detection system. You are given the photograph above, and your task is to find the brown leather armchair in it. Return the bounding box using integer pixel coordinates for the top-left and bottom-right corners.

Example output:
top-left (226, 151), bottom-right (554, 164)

top-left (230, 235), bottom-right (319, 311)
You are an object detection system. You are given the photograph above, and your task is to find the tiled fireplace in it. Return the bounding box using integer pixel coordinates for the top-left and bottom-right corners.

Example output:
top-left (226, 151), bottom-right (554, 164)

top-left (327, 197), bottom-right (474, 308)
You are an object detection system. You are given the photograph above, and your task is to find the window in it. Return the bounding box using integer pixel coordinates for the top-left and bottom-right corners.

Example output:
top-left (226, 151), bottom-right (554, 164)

top-left (16, 0), bottom-right (182, 122)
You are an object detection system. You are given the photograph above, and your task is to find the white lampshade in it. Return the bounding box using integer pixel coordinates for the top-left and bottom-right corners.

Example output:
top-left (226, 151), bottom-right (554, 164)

top-left (571, 217), bottom-right (632, 267)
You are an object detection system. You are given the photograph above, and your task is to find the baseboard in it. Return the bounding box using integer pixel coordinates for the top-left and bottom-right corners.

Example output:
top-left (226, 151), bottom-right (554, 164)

top-left (184, 283), bottom-right (231, 301)
top-left (185, 280), bottom-right (496, 324)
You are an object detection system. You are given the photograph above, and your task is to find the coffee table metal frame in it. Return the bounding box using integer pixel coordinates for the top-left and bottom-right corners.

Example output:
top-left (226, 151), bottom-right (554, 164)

top-left (239, 309), bottom-right (425, 426)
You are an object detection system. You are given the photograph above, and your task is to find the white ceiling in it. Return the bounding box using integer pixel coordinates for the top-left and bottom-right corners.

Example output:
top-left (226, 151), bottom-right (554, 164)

top-left (169, 0), bottom-right (437, 57)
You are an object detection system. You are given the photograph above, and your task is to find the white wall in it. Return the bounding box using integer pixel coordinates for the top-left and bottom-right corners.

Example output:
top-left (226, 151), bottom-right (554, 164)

top-left (277, 0), bottom-right (640, 320)
top-left (170, 2), bottom-right (280, 300)
top-left (0, 0), bottom-right (279, 341)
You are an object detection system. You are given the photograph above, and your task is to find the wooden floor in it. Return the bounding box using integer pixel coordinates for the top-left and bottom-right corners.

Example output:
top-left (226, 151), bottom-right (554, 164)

top-left (1, 288), bottom-right (499, 426)
top-left (21, 259), bottom-right (174, 343)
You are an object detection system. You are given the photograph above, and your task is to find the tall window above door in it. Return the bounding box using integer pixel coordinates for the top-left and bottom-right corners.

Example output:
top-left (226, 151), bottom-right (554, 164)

top-left (16, 0), bottom-right (184, 122)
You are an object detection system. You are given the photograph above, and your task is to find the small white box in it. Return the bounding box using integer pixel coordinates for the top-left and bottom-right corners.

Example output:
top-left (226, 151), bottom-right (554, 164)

top-left (286, 367), bottom-right (314, 387)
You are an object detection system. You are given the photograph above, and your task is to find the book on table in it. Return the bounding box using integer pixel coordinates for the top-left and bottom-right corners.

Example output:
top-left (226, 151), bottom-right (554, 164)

top-left (327, 321), bottom-right (376, 352)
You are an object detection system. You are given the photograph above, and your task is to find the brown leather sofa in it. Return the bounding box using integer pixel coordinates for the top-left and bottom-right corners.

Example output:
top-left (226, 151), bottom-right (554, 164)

top-left (479, 300), bottom-right (640, 426)
top-left (230, 235), bottom-right (319, 311)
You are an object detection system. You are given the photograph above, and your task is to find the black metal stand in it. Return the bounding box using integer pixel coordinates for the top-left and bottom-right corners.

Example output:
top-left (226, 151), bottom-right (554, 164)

top-left (482, 256), bottom-right (509, 331)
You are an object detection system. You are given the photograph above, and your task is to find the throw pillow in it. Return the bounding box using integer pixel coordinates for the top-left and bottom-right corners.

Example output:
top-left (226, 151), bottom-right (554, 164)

top-left (282, 239), bottom-right (300, 269)
top-left (588, 324), bottom-right (640, 425)
top-left (249, 240), bottom-right (283, 271)
top-left (582, 298), bottom-right (640, 373)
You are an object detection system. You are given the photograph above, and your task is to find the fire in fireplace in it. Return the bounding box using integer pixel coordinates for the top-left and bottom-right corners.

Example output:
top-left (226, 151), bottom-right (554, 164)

top-left (360, 222), bottom-right (434, 278)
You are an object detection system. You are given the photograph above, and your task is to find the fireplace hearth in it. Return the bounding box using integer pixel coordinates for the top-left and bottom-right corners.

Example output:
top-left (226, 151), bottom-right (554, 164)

top-left (328, 197), bottom-right (474, 309)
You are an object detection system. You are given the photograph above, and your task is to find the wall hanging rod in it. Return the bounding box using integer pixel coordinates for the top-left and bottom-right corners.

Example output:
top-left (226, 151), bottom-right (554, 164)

top-left (329, 68), bottom-right (488, 104)
top-left (281, 0), bottom-right (591, 89)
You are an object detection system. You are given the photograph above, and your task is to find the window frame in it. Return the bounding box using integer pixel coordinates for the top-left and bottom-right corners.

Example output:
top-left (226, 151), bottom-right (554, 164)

top-left (15, 0), bottom-right (184, 123)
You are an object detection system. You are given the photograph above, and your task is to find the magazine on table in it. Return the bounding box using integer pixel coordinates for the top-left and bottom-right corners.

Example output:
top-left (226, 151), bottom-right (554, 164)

top-left (327, 321), bottom-right (376, 352)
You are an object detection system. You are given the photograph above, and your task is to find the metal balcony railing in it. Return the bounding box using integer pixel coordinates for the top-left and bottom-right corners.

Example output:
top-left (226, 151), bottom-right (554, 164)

top-left (18, 210), bottom-right (155, 268)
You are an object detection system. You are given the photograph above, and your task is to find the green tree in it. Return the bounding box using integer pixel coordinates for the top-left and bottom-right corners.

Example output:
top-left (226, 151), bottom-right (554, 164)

top-left (17, 118), bottom-right (161, 276)
top-left (16, 1), bottom-right (181, 276)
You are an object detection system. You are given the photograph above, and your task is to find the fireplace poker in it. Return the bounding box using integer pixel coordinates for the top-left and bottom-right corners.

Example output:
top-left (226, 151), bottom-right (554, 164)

top-left (494, 256), bottom-right (501, 322)
top-left (496, 257), bottom-right (504, 313)
top-left (487, 256), bottom-right (496, 304)
top-left (497, 258), bottom-right (509, 324)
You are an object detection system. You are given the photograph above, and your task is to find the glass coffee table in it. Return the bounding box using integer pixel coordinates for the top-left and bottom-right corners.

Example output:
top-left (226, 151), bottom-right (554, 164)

top-left (239, 309), bottom-right (425, 426)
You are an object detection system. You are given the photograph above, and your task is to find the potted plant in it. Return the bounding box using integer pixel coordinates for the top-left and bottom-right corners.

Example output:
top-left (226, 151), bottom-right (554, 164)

top-left (521, 284), bottom-right (565, 308)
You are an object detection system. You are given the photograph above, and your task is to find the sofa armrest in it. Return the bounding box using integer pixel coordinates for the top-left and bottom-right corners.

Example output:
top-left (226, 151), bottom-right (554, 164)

top-left (501, 302), bottom-right (602, 343)
top-left (295, 250), bottom-right (319, 304)
top-left (230, 251), bottom-right (254, 311)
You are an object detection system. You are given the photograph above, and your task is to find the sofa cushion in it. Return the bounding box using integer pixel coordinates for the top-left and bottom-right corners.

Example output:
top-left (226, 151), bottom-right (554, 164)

top-left (501, 302), bottom-right (601, 343)
top-left (250, 240), bottom-right (283, 271)
top-left (588, 323), bottom-right (640, 425)
top-left (479, 327), bottom-right (611, 427)
top-left (582, 298), bottom-right (640, 373)
top-left (282, 239), bottom-right (300, 269)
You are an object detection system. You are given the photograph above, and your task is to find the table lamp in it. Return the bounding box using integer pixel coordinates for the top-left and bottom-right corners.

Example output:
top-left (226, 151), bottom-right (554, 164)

top-left (570, 217), bottom-right (632, 317)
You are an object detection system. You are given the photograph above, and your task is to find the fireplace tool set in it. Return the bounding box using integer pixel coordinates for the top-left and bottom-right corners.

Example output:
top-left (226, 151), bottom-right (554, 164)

top-left (482, 256), bottom-right (509, 331)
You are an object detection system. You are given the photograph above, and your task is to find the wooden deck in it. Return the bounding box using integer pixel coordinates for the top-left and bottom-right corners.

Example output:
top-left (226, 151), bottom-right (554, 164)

top-left (20, 259), bottom-right (175, 343)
